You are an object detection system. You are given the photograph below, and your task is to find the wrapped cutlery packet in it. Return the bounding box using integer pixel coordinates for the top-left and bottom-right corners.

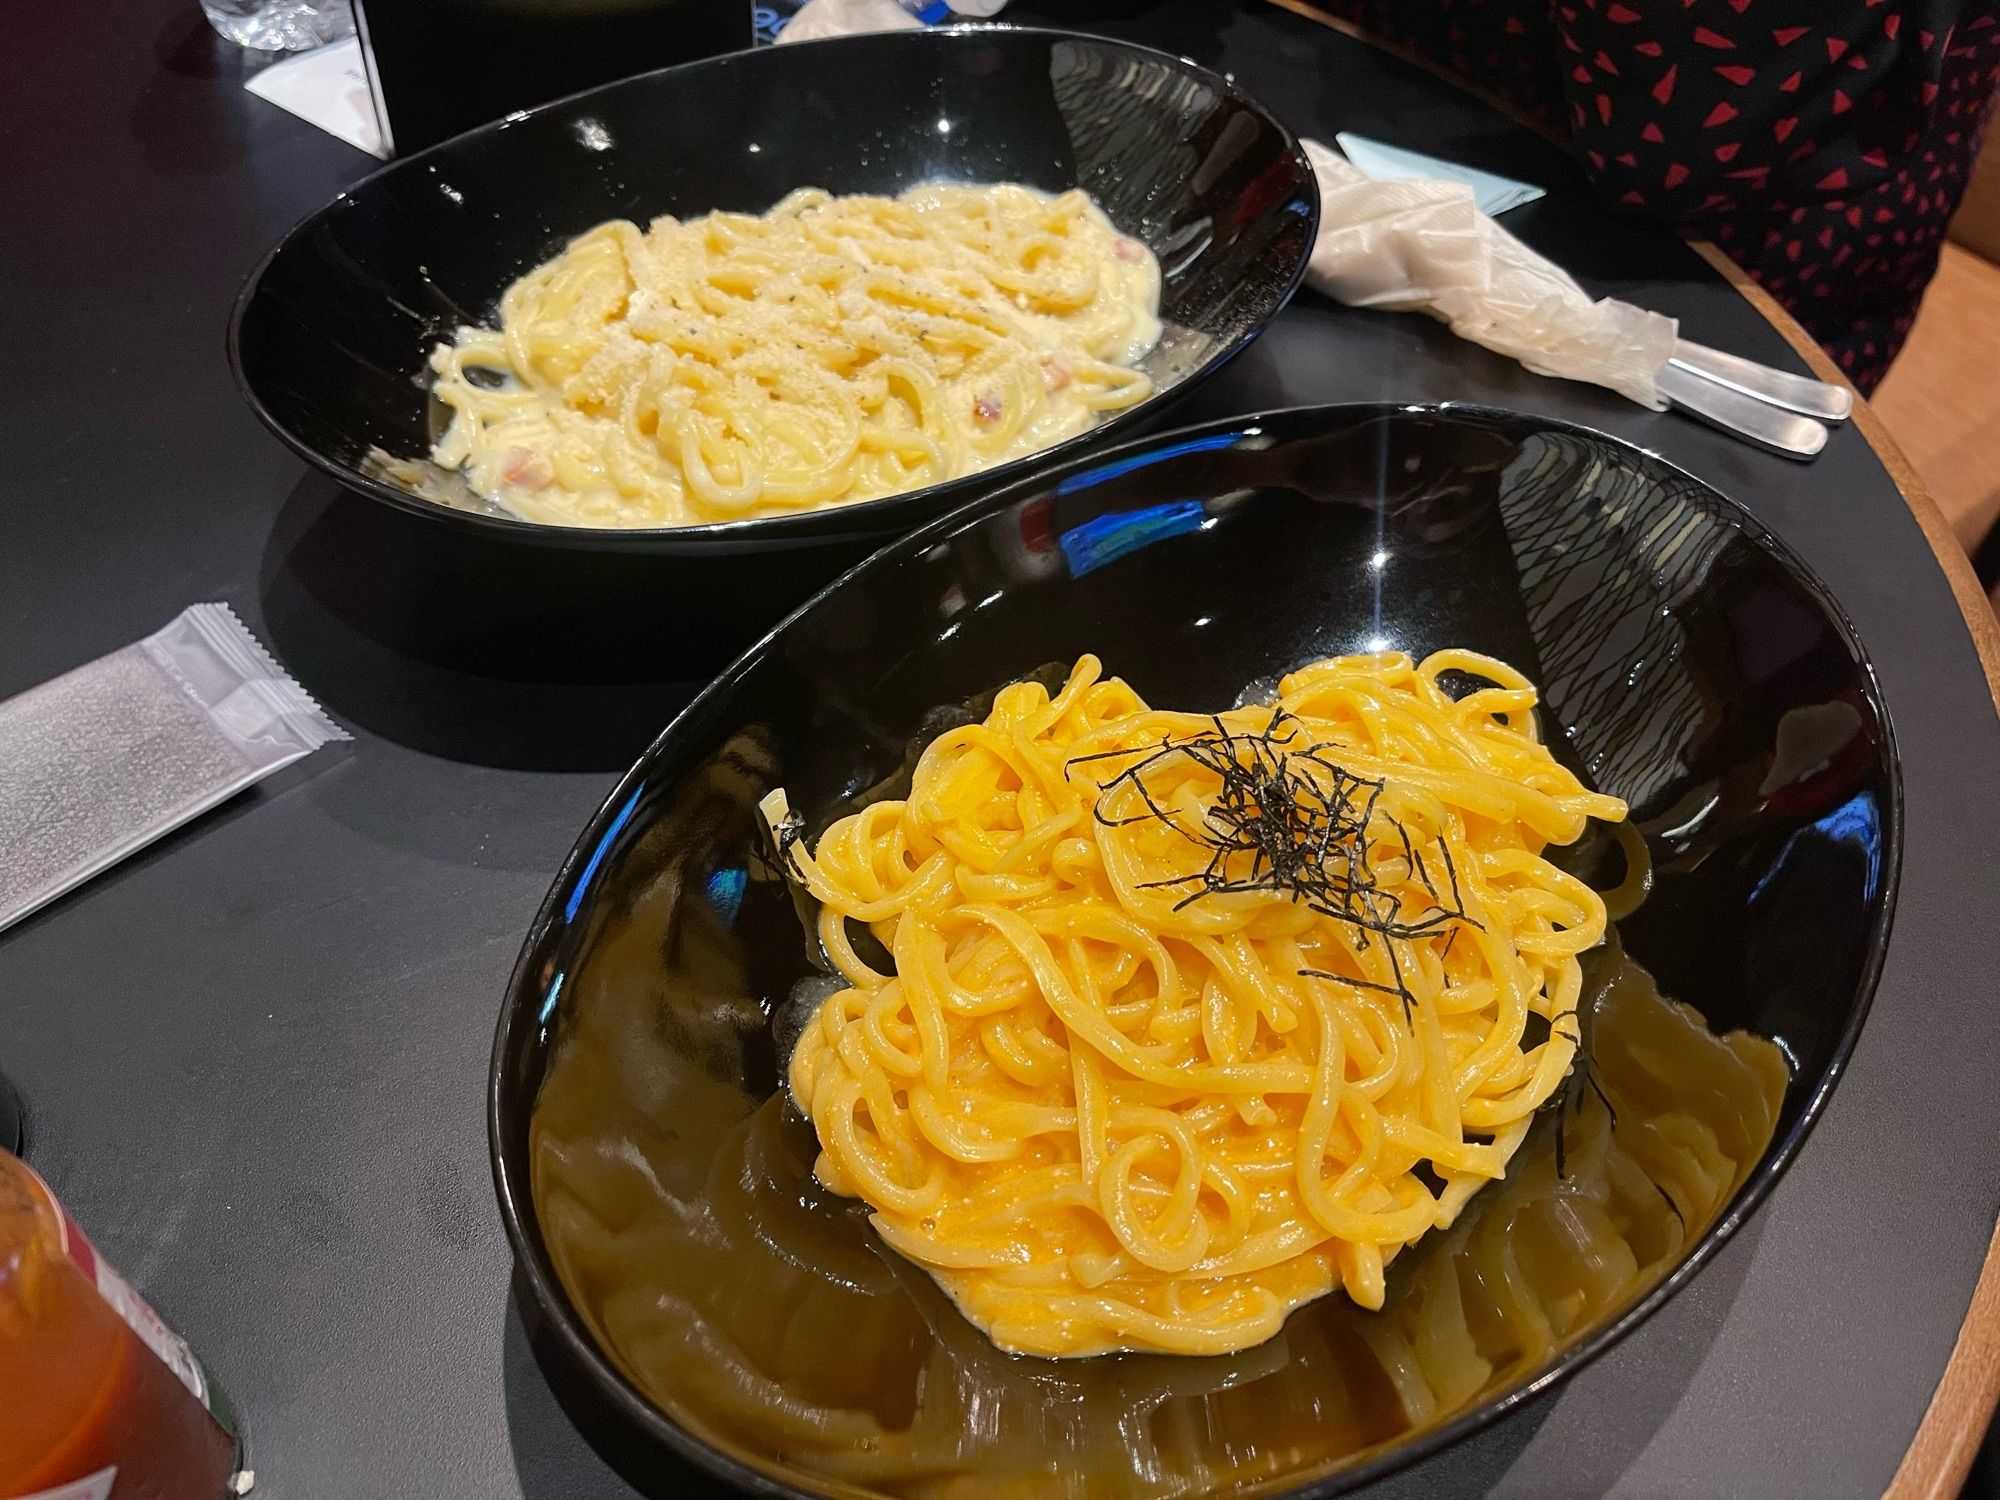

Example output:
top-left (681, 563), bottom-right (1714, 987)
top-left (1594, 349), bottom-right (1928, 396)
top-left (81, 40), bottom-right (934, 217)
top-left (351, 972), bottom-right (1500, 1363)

top-left (1301, 139), bottom-right (1677, 410)
top-left (0, 604), bottom-right (348, 935)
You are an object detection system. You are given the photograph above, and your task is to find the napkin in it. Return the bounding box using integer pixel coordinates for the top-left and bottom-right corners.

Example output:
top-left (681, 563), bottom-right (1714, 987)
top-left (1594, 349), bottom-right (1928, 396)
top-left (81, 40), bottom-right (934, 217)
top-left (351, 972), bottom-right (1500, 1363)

top-left (1302, 139), bottom-right (1676, 410)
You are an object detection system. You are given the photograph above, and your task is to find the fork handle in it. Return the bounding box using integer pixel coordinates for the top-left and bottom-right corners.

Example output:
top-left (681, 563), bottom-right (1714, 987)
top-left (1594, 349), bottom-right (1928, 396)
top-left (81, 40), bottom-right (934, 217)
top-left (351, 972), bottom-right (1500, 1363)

top-left (1670, 338), bottom-right (1853, 423)
top-left (1658, 362), bottom-right (1829, 459)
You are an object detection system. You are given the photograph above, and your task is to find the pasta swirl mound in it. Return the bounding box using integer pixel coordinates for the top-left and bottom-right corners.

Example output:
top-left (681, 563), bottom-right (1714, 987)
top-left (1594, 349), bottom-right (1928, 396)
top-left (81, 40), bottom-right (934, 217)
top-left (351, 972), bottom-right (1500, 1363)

top-left (779, 651), bottom-right (1629, 1359)
top-left (428, 183), bottom-right (1161, 528)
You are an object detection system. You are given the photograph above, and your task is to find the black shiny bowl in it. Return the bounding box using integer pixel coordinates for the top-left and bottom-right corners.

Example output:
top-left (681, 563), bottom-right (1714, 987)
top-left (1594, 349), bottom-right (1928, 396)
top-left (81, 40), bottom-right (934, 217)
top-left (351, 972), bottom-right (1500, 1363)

top-left (230, 27), bottom-right (1317, 555)
top-left (491, 405), bottom-right (1899, 1495)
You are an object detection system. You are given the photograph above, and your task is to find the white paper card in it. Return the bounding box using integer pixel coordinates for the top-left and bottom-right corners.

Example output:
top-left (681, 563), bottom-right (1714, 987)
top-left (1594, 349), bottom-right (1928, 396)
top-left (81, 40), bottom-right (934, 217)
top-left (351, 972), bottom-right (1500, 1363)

top-left (1334, 133), bottom-right (1544, 217)
top-left (243, 38), bottom-right (385, 159)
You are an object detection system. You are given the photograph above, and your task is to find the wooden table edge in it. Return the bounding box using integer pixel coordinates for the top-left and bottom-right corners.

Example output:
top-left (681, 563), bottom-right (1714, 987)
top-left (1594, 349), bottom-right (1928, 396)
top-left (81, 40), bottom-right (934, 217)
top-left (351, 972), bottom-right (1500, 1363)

top-left (1263, 4), bottom-right (2000, 1492)
top-left (1687, 251), bottom-right (2000, 1500)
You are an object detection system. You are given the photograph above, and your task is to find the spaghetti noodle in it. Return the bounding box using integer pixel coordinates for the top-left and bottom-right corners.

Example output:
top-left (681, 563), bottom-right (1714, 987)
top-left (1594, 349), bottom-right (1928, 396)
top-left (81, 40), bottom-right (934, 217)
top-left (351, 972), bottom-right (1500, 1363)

top-left (427, 183), bottom-right (1161, 527)
top-left (773, 650), bottom-right (1629, 1358)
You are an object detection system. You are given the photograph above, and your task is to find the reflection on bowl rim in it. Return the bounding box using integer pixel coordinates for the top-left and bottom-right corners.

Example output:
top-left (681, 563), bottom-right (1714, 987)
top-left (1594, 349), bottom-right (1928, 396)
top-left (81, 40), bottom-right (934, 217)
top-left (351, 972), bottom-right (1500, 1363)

top-left (226, 25), bottom-right (1321, 555)
top-left (488, 401), bottom-right (1903, 1497)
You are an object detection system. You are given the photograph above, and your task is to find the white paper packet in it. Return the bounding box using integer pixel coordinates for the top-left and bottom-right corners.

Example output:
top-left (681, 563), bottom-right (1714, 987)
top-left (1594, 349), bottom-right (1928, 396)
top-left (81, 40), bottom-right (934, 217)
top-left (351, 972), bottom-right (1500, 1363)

top-left (0, 604), bottom-right (348, 934)
top-left (1301, 138), bottom-right (1677, 409)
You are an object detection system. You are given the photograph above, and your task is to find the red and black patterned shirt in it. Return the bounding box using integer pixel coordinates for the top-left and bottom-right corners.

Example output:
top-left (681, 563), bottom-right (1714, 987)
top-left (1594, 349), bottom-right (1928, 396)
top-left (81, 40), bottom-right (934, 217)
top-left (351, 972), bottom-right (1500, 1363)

top-left (1322, 0), bottom-right (2000, 392)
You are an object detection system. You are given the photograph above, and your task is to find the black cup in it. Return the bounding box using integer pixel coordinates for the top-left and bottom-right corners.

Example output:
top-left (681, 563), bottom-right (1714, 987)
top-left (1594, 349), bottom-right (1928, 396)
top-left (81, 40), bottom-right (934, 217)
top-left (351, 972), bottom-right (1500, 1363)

top-left (352, 0), bottom-right (754, 154)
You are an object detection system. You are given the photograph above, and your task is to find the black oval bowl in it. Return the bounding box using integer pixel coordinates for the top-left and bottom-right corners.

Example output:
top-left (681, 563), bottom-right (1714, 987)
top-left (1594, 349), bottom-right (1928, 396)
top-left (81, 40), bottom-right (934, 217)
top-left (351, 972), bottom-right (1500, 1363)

top-left (230, 27), bottom-right (1317, 556)
top-left (491, 404), bottom-right (1899, 1495)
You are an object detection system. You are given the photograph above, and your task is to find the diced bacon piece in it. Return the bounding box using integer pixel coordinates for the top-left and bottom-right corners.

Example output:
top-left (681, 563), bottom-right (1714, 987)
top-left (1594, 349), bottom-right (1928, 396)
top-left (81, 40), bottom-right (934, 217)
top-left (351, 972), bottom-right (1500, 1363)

top-left (1039, 355), bottom-right (1072, 391)
top-left (501, 445), bottom-right (554, 490)
top-left (972, 392), bottom-right (1003, 424)
top-left (1112, 237), bottom-right (1144, 262)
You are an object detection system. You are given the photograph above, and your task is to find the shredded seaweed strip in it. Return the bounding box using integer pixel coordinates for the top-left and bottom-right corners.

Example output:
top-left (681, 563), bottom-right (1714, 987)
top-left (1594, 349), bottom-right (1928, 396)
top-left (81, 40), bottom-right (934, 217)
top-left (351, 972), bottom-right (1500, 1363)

top-left (1544, 1013), bottom-right (1618, 1179)
top-left (1066, 709), bottom-right (1622, 1180)
top-left (765, 808), bottom-right (808, 880)
top-left (1066, 711), bottom-right (1479, 1024)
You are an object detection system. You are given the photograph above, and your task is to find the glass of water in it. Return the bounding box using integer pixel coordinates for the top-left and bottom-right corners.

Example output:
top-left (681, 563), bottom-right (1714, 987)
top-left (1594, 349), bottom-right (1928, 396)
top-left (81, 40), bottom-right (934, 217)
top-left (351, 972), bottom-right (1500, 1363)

top-left (201, 0), bottom-right (355, 51)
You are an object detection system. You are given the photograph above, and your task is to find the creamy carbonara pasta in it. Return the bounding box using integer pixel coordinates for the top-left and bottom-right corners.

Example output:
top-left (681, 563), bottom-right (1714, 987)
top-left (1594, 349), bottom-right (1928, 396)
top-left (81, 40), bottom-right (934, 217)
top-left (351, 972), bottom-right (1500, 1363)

top-left (770, 650), bottom-right (1629, 1359)
top-left (426, 184), bottom-right (1162, 527)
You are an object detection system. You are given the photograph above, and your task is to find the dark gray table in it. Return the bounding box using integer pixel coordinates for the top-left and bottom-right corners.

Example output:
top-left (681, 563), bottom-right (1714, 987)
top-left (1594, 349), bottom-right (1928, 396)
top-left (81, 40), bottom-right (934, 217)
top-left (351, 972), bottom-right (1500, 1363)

top-left (6, 3), bottom-right (2000, 1496)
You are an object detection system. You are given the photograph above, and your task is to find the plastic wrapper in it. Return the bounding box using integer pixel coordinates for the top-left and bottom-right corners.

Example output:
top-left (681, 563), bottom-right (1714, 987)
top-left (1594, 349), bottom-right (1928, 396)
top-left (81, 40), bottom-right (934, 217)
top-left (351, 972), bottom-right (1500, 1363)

top-left (0, 604), bottom-right (347, 934)
top-left (777, 0), bottom-right (922, 39)
top-left (1302, 138), bottom-right (1677, 410)
top-left (776, 0), bottom-right (1007, 44)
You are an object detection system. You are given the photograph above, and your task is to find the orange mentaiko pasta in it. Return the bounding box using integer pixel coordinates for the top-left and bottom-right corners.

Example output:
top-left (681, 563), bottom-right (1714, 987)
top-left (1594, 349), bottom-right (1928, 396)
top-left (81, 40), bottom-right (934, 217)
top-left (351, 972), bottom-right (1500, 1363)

top-left (770, 650), bottom-right (1627, 1358)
